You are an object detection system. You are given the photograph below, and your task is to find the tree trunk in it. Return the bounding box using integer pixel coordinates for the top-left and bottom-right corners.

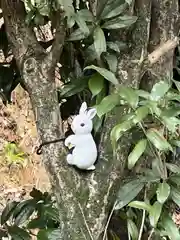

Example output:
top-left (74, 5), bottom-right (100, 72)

top-left (1, 0), bottom-right (179, 239)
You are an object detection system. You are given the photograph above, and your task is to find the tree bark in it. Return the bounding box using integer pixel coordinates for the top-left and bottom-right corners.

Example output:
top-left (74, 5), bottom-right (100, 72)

top-left (1, 0), bottom-right (179, 239)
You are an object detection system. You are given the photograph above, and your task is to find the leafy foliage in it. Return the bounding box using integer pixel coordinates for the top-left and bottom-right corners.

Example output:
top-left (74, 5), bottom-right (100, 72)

top-left (1, 142), bottom-right (27, 166)
top-left (0, 188), bottom-right (60, 239)
top-left (107, 80), bottom-right (180, 239)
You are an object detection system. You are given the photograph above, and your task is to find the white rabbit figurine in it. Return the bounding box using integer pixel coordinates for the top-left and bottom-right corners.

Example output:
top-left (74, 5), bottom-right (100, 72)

top-left (64, 102), bottom-right (97, 170)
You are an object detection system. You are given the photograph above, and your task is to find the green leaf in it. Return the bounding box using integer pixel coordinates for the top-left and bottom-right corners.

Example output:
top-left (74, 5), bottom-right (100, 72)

top-left (173, 79), bottom-right (180, 92)
top-left (24, 0), bottom-right (34, 12)
top-left (109, 231), bottom-right (120, 240)
top-left (44, 206), bottom-right (60, 222)
top-left (166, 91), bottom-right (180, 102)
top-left (1, 201), bottom-right (19, 225)
top-left (84, 44), bottom-right (97, 63)
top-left (67, 15), bottom-right (75, 28)
top-left (166, 163), bottom-right (180, 174)
top-left (14, 203), bottom-right (35, 226)
top-left (150, 81), bottom-right (170, 101)
top-left (107, 41), bottom-right (127, 52)
top-left (36, 1), bottom-right (50, 16)
top-left (102, 15), bottom-right (137, 29)
top-left (88, 73), bottom-right (104, 98)
top-left (169, 174), bottom-right (180, 186)
top-left (68, 28), bottom-right (86, 41)
top-left (147, 101), bottom-right (162, 117)
top-left (96, 94), bottom-right (120, 117)
top-left (102, 2), bottom-right (127, 19)
top-left (128, 201), bottom-right (151, 212)
top-left (146, 128), bottom-right (173, 152)
top-left (7, 225), bottom-right (31, 240)
top-left (77, 9), bottom-right (94, 22)
top-left (93, 115), bottom-right (104, 134)
top-left (141, 172), bottom-right (161, 183)
top-left (171, 186), bottom-right (180, 207)
top-left (111, 120), bottom-right (133, 145)
top-left (104, 53), bottom-right (118, 73)
top-left (117, 86), bottom-right (139, 108)
top-left (27, 218), bottom-right (46, 229)
top-left (100, 0), bottom-right (126, 19)
top-left (152, 158), bottom-right (165, 178)
top-left (37, 229), bottom-right (61, 240)
top-left (115, 179), bottom-right (144, 210)
top-left (161, 213), bottom-right (180, 239)
top-left (128, 139), bottom-right (147, 169)
top-left (84, 65), bottom-right (119, 85)
top-left (59, 77), bottom-right (88, 98)
top-left (149, 201), bottom-right (162, 227)
top-left (93, 26), bottom-right (106, 59)
top-left (171, 140), bottom-right (180, 148)
top-left (161, 107), bottom-right (180, 117)
top-left (156, 182), bottom-right (170, 204)
top-left (25, 11), bottom-right (35, 25)
top-left (74, 13), bottom-right (89, 35)
top-left (132, 106), bottom-right (149, 124)
top-left (136, 89), bottom-right (150, 99)
top-left (161, 116), bottom-right (180, 133)
top-left (107, 42), bottom-right (120, 53)
top-left (57, 0), bottom-right (74, 18)
top-left (127, 219), bottom-right (138, 240)
top-left (12, 199), bottom-right (35, 220)
top-left (118, 112), bottom-right (135, 122)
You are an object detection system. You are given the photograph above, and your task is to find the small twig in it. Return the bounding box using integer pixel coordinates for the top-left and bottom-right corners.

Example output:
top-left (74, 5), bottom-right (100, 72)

top-left (147, 228), bottom-right (154, 240)
top-left (138, 189), bottom-right (147, 240)
top-left (102, 202), bottom-right (116, 240)
top-left (78, 203), bottom-right (94, 240)
top-left (148, 37), bottom-right (179, 65)
top-left (138, 209), bottom-right (146, 240)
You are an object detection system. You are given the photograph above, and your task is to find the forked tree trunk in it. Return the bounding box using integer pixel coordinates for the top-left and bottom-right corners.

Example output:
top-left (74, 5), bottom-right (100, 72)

top-left (1, 0), bottom-right (179, 239)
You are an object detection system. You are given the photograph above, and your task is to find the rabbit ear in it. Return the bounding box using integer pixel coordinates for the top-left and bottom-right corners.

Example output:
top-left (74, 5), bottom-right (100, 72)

top-left (79, 102), bottom-right (87, 114)
top-left (86, 108), bottom-right (97, 119)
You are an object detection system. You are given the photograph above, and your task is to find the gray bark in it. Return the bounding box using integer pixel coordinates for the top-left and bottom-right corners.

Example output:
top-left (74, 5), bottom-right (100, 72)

top-left (1, 0), bottom-right (179, 239)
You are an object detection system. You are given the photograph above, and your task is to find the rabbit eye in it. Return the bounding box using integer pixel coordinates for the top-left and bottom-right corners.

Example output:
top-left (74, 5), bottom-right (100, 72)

top-left (80, 123), bottom-right (85, 127)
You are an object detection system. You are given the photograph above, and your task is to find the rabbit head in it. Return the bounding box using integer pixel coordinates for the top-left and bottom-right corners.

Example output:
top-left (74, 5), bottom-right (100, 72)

top-left (71, 102), bottom-right (97, 134)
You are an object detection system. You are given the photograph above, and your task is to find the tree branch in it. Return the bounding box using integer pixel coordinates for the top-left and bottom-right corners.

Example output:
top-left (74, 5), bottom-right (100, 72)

top-left (148, 37), bottom-right (179, 65)
top-left (48, 10), bottom-right (66, 66)
top-left (1, 0), bottom-right (45, 68)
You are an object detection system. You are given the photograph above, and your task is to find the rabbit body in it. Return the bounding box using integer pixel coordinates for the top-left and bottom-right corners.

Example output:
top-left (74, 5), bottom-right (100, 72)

top-left (65, 134), bottom-right (97, 170)
top-left (65, 102), bottom-right (97, 170)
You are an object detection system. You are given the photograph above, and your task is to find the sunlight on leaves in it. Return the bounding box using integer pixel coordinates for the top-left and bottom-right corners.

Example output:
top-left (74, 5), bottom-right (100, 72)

top-left (128, 139), bottom-right (147, 169)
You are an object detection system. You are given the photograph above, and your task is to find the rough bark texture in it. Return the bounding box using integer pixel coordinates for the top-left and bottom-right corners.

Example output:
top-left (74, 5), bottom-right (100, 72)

top-left (1, 0), bottom-right (179, 239)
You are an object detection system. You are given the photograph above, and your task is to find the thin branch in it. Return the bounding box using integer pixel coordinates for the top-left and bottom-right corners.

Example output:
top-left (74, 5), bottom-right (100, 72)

top-left (138, 189), bottom-right (147, 240)
top-left (102, 202), bottom-right (116, 240)
top-left (78, 203), bottom-right (94, 240)
top-left (148, 37), bottom-right (179, 65)
top-left (147, 228), bottom-right (154, 240)
top-left (49, 10), bottom-right (66, 66)
top-left (138, 209), bottom-right (146, 240)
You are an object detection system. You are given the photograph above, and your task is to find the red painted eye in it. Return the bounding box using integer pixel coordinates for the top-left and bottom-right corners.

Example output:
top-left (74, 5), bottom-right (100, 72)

top-left (80, 123), bottom-right (85, 127)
